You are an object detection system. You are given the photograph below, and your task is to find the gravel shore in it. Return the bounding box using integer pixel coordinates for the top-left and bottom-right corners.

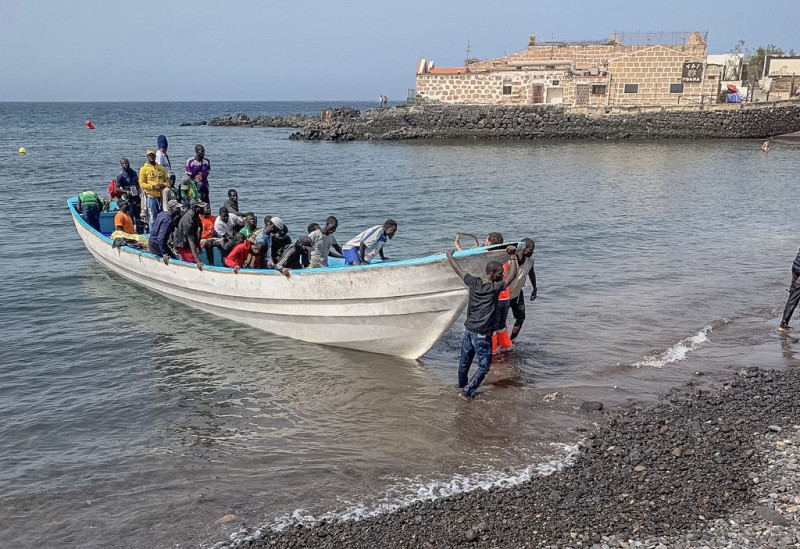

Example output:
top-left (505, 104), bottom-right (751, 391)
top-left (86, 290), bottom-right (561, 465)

top-left (222, 367), bottom-right (800, 548)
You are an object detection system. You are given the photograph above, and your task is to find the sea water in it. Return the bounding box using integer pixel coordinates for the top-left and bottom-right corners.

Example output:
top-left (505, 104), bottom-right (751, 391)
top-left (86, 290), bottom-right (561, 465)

top-left (1, 101), bottom-right (799, 548)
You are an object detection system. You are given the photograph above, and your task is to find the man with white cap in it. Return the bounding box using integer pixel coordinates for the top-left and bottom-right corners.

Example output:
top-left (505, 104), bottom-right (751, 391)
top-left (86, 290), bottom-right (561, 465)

top-left (254, 216), bottom-right (284, 265)
top-left (139, 148), bottom-right (168, 228)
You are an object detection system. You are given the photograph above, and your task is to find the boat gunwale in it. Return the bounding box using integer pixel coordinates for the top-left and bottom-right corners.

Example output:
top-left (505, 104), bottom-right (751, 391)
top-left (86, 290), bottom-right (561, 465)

top-left (67, 196), bottom-right (503, 275)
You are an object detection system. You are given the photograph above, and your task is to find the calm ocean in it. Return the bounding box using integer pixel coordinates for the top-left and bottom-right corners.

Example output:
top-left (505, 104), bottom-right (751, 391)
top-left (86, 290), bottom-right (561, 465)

top-left (1, 101), bottom-right (799, 548)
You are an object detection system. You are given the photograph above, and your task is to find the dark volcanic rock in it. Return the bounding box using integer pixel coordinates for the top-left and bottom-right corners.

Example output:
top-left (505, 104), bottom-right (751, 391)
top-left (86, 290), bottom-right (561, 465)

top-left (580, 400), bottom-right (604, 413)
top-left (285, 101), bottom-right (800, 141)
top-left (209, 112), bottom-right (316, 128)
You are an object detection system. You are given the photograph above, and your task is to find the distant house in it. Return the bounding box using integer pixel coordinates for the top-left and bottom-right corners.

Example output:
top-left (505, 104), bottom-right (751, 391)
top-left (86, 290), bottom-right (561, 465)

top-left (415, 31), bottom-right (723, 108)
top-left (763, 55), bottom-right (800, 100)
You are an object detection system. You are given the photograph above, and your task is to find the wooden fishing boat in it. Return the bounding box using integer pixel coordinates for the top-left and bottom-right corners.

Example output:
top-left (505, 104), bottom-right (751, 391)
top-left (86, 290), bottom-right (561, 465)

top-left (68, 197), bottom-right (509, 359)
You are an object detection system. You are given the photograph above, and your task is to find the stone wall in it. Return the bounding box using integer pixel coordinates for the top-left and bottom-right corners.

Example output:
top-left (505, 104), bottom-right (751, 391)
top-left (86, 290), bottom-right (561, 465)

top-left (607, 46), bottom-right (720, 106)
top-left (417, 34), bottom-right (716, 108)
top-left (289, 101), bottom-right (800, 141)
top-left (466, 40), bottom-right (707, 72)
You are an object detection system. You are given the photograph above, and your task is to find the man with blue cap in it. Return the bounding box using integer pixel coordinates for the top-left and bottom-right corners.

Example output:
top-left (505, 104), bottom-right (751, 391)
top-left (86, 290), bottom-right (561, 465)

top-left (156, 135), bottom-right (171, 171)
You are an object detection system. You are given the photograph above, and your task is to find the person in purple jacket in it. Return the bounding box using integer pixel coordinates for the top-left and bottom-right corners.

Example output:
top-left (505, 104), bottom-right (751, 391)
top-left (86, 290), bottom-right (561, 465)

top-left (185, 144), bottom-right (210, 204)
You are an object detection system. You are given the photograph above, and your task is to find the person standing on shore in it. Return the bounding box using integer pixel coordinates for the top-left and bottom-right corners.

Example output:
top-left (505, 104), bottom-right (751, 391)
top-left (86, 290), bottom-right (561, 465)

top-left (778, 247), bottom-right (800, 332)
top-left (446, 246), bottom-right (518, 399)
top-left (185, 144), bottom-right (210, 205)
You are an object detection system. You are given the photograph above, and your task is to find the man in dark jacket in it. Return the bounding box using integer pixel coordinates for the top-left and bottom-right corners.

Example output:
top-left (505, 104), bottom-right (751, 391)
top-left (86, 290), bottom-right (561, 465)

top-left (172, 200), bottom-right (206, 270)
top-left (446, 246), bottom-right (518, 399)
top-left (149, 200), bottom-right (182, 264)
top-left (779, 248), bottom-right (800, 331)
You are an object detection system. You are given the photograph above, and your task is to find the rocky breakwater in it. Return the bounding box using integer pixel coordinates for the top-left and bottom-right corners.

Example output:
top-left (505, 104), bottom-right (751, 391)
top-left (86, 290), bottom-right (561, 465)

top-left (180, 113), bottom-right (318, 128)
top-left (219, 367), bottom-right (800, 549)
top-left (288, 101), bottom-right (800, 141)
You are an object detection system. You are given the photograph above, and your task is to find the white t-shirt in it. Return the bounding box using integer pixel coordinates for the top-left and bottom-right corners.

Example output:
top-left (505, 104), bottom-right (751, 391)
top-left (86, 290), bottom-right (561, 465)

top-left (308, 229), bottom-right (338, 268)
top-left (155, 150), bottom-right (171, 172)
top-left (214, 213), bottom-right (244, 238)
top-left (343, 225), bottom-right (387, 263)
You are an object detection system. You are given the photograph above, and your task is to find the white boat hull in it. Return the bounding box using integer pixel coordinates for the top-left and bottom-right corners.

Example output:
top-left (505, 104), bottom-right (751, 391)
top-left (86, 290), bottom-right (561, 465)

top-left (70, 199), bottom-right (508, 359)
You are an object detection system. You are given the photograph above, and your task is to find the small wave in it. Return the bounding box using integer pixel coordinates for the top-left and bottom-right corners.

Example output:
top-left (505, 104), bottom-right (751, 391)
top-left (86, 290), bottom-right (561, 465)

top-left (219, 442), bottom-right (580, 548)
top-left (631, 326), bottom-right (712, 368)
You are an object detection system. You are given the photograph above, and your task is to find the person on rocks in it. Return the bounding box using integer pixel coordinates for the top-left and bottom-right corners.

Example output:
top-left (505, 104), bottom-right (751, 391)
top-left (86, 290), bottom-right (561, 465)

top-left (116, 158), bottom-right (142, 225)
top-left (341, 219), bottom-right (397, 265)
top-left (778, 247), bottom-right (800, 332)
top-left (507, 238), bottom-right (538, 341)
top-left (239, 212), bottom-right (258, 239)
top-left (171, 200), bottom-right (206, 270)
top-left (77, 189), bottom-right (103, 232)
top-left (308, 216), bottom-right (343, 268)
top-left (114, 198), bottom-right (136, 234)
top-left (223, 189), bottom-right (243, 217)
top-left (185, 144), bottom-right (210, 204)
top-left (277, 235), bottom-right (313, 270)
top-left (161, 171), bottom-right (177, 210)
top-left (446, 245), bottom-right (518, 400)
top-left (139, 148), bottom-right (168, 228)
top-left (155, 135), bottom-right (171, 171)
top-left (148, 199), bottom-right (182, 265)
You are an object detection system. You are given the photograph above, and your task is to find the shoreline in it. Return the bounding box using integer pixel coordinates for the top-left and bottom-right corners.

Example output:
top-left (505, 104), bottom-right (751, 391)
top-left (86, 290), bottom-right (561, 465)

top-left (198, 101), bottom-right (800, 141)
top-left (220, 367), bottom-right (800, 548)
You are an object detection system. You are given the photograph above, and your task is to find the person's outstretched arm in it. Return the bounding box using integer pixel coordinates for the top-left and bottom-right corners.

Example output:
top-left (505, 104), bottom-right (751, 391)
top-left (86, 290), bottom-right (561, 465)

top-left (446, 249), bottom-right (467, 281)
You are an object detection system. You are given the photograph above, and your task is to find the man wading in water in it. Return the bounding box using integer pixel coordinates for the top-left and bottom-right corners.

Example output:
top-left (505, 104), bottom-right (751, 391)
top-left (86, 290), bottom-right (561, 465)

top-left (447, 245), bottom-right (518, 400)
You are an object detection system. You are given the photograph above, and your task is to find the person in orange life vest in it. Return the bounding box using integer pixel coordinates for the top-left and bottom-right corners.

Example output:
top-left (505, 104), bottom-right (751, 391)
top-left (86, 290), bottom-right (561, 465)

top-left (114, 199), bottom-right (136, 234)
top-left (478, 232), bottom-right (514, 353)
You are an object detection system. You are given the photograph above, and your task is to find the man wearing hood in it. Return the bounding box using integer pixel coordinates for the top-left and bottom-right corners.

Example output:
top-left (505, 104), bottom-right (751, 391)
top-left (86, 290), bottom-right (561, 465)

top-left (155, 135), bottom-right (171, 171)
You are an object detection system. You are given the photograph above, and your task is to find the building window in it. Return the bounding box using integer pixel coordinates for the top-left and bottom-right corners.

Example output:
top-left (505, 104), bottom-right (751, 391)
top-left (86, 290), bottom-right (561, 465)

top-left (592, 85), bottom-right (607, 95)
top-left (623, 84), bottom-right (639, 94)
top-left (502, 80), bottom-right (512, 95)
top-left (551, 80), bottom-right (560, 86)
top-left (669, 83), bottom-right (684, 94)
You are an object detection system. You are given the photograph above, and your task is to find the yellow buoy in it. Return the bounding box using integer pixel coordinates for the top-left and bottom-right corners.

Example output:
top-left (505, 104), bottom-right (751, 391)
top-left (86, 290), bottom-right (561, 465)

top-left (18, 147), bottom-right (27, 155)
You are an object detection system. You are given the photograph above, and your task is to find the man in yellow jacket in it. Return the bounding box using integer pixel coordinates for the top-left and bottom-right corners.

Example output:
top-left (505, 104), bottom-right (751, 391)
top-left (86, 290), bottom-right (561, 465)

top-left (139, 148), bottom-right (168, 228)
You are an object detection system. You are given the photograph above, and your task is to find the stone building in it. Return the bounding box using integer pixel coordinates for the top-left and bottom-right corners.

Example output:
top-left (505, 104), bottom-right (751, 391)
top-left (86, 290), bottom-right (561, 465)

top-left (415, 32), bottom-right (722, 108)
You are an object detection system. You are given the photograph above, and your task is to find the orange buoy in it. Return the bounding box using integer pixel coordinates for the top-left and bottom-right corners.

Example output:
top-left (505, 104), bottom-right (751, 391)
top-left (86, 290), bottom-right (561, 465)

top-left (85, 120), bottom-right (95, 130)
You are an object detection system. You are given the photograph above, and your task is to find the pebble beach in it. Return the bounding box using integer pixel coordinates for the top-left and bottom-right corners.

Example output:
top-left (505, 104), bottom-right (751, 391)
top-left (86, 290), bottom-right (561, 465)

top-left (223, 367), bottom-right (800, 549)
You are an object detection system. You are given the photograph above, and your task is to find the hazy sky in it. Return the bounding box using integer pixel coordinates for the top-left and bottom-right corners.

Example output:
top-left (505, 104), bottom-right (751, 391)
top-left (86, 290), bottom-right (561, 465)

top-left (1, 0), bottom-right (796, 101)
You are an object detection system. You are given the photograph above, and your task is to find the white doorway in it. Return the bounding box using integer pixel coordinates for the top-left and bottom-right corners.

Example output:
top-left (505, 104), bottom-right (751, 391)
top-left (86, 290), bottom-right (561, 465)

top-left (546, 87), bottom-right (564, 104)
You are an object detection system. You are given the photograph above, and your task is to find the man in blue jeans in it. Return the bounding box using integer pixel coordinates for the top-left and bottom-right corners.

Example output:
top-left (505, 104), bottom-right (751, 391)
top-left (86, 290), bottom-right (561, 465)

top-left (446, 245), bottom-right (518, 400)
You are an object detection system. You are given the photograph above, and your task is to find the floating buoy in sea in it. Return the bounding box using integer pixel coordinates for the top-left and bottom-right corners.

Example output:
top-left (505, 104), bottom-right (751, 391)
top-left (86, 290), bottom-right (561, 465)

top-left (85, 120), bottom-right (95, 130)
top-left (18, 147), bottom-right (27, 155)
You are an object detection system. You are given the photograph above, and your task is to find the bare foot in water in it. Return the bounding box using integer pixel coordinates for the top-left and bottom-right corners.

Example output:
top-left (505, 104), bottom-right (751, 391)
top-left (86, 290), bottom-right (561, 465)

top-left (459, 392), bottom-right (471, 401)
top-left (779, 325), bottom-right (792, 333)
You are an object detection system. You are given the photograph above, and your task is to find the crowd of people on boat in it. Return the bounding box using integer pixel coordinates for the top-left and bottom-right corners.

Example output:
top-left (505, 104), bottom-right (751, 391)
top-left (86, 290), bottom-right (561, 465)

top-left (75, 137), bottom-right (398, 276)
top-left (75, 137), bottom-right (540, 399)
